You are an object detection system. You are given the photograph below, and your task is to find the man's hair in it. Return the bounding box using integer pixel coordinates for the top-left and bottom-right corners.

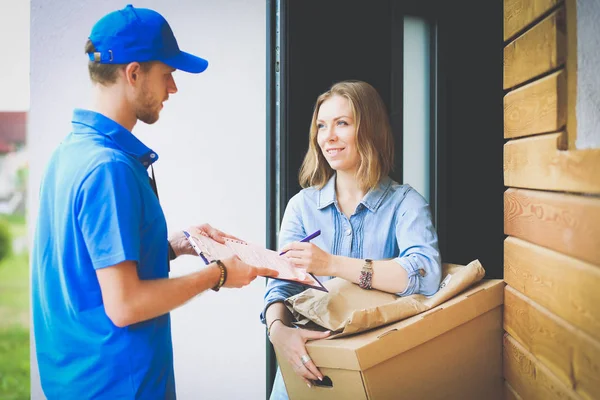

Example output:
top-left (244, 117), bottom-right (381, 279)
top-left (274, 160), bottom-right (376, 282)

top-left (298, 80), bottom-right (394, 191)
top-left (85, 39), bottom-right (154, 85)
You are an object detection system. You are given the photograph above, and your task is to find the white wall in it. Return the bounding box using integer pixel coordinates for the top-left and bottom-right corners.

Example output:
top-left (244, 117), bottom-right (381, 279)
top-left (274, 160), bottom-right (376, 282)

top-left (0, 0), bottom-right (30, 111)
top-left (576, 0), bottom-right (600, 149)
top-left (28, 1), bottom-right (267, 399)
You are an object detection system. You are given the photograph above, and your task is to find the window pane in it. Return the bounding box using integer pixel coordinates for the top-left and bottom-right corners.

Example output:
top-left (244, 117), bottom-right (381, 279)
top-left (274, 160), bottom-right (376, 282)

top-left (403, 16), bottom-right (430, 202)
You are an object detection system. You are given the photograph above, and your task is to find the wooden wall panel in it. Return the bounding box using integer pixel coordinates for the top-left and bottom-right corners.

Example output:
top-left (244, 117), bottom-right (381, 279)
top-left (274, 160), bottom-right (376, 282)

top-left (504, 0), bottom-right (561, 41)
top-left (504, 133), bottom-right (600, 194)
top-left (504, 7), bottom-right (566, 89)
top-left (504, 70), bottom-right (566, 139)
top-left (503, 334), bottom-right (582, 400)
top-left (503, 1), bottom-right (598, 399)
top-left (504, 237), bottom-right (600, 340)
top-left (505, 382), bottom-right (523, 400)
top-left (504, 188), bottom-right (600, 265)
top-left (504, 286), bottom-right (600, 399)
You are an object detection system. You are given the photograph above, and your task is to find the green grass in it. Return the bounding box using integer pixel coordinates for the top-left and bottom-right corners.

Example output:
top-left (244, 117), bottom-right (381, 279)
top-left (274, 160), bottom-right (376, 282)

top-left (0, 252), bottom-right (29, 326)
top-left (0, 214), bottom-right (25, 234)
top-left (0, 327), bottom-right (29, 400)
top-left (0, 216), bottom-right (30, 400)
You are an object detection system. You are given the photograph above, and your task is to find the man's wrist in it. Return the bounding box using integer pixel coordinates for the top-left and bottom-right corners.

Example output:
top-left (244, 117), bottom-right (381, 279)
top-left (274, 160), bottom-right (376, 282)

top-left (211, 260), bottom-right (227, 291)
top-left (168, 242), bottom-right (177, 260)
top-left (207, 264), bottom-right (222, 290)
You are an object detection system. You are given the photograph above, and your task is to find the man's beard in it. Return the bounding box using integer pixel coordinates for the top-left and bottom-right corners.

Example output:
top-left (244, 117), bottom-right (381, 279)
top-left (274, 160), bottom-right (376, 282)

top-left (135, 83), bottom-right (161, 125)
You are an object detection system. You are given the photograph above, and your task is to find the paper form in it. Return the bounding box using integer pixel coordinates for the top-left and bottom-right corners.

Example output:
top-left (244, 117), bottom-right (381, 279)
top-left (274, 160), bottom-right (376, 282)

top-left (190, 234), bottom-right (325, 290)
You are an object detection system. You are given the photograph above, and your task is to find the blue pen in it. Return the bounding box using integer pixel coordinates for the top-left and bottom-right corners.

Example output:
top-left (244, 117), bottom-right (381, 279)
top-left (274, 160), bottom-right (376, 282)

top-left (183, 230), bottom-right (210, 264)
top-left (279, 229), bottom-right (321, 255)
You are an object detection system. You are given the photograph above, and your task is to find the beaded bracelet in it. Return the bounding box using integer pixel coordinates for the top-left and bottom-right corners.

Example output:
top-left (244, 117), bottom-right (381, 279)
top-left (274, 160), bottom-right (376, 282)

top-left (358, 259), bottom-right (373, 290)
top-left (211, 260), bottom-right (227, 292)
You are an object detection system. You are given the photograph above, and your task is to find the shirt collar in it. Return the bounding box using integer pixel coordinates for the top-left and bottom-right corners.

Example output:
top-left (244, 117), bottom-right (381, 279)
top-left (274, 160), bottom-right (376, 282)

top-left (361, 175), bottom-right (392, 212)
top-left (317, 174), bottom-right (393, 212)
top-left (317, 174), bottom-right (337, 210)
top-left (71, 108), bottom-right (159, 167)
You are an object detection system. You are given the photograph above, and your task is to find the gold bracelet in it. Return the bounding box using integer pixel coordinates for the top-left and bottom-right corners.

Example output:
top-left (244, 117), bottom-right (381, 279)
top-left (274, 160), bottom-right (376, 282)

top-left (267, 318), bottom-right (285, 337)
top-left (211, 260), bottom-right (227, 292)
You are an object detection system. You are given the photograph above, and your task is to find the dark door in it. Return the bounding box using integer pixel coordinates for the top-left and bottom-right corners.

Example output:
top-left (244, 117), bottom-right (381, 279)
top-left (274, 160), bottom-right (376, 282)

top-left (266, 0), bottom-right (503, 396)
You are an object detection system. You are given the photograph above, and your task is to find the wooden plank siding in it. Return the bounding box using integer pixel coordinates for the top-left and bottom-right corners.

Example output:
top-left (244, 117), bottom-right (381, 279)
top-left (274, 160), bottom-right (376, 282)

top-left (503, 334), bottom-right (583, 400)
top-left (504, 236), bottom-right (600, 341)
top-left (504, 0), bottom-right (562, 41)
top-left (504, 7), bottom-right (566, 90)
top-left (503, 133), bottom-right (600, 194)
top-left (503, 1), bottom-right (598, 399)
top-left (504, 70), bottom-right (566, 139)
top-left (504, 188), bottom-right (600, 266)
top-left (505, 381), bottom-right (523, 400)
top-left (504, 286), bottom-right (600, 399)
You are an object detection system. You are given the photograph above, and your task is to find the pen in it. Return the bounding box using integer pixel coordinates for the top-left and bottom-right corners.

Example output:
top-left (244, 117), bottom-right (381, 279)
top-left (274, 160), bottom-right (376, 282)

top-left (183, 230), bottom-right (210, 264)
top-left (279, 229), bottom-right (321, 255)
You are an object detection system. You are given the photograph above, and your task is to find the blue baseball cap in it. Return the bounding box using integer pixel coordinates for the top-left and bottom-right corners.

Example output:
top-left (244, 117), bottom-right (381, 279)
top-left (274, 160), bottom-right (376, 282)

top-left (88, 4), bottom-right (208, 73)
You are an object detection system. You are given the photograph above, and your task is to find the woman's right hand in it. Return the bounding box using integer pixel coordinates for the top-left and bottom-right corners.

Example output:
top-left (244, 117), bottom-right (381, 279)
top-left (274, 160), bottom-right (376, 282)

top-left (269, 323), bottom-right (331, 387)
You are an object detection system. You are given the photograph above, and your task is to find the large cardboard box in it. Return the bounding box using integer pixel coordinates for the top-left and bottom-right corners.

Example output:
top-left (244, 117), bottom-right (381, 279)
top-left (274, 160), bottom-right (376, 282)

top-left (277, 279), bottom-right (505, 400)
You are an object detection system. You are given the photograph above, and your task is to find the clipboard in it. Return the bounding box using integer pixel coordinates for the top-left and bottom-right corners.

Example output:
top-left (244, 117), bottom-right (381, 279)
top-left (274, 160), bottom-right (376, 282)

top-left (184, 231), bottom-right (328, 292)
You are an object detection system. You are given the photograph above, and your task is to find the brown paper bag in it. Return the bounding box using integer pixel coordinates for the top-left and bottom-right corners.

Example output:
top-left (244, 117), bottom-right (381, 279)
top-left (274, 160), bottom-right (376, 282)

top-left (284, 259), bottom-right (486, 338)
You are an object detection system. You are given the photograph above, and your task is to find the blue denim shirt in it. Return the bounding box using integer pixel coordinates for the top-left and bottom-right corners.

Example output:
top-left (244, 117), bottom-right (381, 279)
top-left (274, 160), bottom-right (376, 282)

top-left (262, 175), bottom-right (442, 322)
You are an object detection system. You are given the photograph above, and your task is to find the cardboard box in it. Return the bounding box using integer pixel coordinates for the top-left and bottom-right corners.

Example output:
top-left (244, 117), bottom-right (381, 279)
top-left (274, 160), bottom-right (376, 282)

top-left (277, 279), bottom-right (505, 400)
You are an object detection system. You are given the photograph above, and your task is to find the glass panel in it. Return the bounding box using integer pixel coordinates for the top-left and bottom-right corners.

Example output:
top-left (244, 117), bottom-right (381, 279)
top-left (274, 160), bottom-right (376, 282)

top-left (403, 16), bottom-right (431, 202)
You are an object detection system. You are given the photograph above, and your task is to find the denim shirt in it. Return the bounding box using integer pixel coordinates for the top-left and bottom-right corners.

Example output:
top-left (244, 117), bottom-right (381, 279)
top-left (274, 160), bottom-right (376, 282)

top-left (262, 175), bottom-right (442, 323)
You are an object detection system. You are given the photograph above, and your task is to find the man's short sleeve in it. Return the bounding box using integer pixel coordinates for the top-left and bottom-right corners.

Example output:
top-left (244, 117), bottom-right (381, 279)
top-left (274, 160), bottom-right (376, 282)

top-left (76, 161), bottom-right (142, 270)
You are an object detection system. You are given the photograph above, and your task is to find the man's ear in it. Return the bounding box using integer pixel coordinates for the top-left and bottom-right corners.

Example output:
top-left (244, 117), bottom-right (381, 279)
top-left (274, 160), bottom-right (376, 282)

top-left (124, 62), bottom-right (142, 86)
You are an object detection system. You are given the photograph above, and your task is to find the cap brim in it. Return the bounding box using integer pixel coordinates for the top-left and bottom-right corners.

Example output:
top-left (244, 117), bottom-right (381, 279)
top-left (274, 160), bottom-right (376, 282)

top-left (161, 51), bottom-right (208, 74)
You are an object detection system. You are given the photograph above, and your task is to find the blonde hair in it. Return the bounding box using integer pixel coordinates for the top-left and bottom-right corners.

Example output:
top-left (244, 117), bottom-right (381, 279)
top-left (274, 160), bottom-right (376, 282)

top-left (85, 39), bottom-right (154, 85)
top-left (299, 80), bottom-right (394, 191)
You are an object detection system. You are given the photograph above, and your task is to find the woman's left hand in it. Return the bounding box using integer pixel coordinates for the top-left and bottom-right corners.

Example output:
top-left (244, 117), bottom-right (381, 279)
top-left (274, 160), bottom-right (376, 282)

top-left (280, 242), bottom-right (335, 276)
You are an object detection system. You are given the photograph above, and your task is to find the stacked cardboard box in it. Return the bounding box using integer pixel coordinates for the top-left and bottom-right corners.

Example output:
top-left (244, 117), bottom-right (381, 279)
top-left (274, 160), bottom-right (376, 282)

top-left (277, 279), bottom-right (505, 400)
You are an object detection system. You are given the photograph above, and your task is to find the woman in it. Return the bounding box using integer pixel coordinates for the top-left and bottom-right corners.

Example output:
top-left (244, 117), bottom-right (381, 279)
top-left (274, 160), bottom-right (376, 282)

top-left (262, 80), bottom-right (442, 399)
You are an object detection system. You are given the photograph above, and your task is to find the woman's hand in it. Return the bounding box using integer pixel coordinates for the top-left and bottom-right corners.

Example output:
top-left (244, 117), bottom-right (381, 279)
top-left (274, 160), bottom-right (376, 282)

top-left (269, 323), bottom-right (331, 387)
top-left (280, 242), bottom-right (336, 276)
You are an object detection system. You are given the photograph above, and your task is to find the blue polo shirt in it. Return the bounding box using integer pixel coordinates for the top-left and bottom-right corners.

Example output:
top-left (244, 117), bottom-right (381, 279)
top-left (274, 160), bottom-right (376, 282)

top-left (31, 109), bottom-right (175, 399)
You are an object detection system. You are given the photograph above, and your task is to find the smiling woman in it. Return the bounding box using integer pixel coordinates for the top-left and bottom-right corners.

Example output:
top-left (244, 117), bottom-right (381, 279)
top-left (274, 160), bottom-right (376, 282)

top-left (300, 81), bottom-right (394, 194)
top-left (263, 80), bottom-right (441, 399)
top-left (316, 96), bottom-right (361, 175)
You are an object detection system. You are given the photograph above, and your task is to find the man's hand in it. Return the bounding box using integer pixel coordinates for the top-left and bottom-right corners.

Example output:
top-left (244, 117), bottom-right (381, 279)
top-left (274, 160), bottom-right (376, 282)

top-left (169, 223), bottom-right (243, 258)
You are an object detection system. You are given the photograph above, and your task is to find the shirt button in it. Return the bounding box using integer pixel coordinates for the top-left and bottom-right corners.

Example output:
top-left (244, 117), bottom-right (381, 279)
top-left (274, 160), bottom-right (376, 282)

top-left (419, 269), bottom-right (426, 277)
top-left (345, 229), bottom-right (352, 236)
